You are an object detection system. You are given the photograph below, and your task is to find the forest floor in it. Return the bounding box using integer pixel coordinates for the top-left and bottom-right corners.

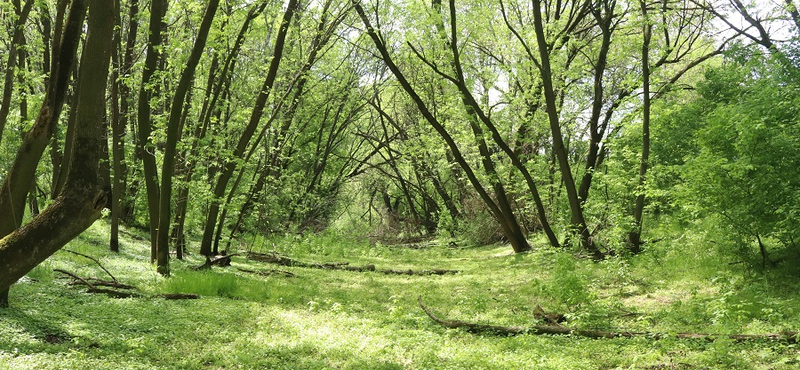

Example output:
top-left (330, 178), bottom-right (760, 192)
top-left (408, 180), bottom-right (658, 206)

top-left (1, 220), bottom-right (799, 369)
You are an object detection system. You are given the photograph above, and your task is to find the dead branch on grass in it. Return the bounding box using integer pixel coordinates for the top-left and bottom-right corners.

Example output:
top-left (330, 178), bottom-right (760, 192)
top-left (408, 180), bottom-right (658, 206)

top-left (247, 252), bottom-right (458, 275)
top-left (54, 269), bottom-right (197, 300)
top-left (63, 249), bottom-right (118, 282)
top-left (237, 267), bottom-right (296, 278)
top-left (418, 297), bottom-right (798, 343)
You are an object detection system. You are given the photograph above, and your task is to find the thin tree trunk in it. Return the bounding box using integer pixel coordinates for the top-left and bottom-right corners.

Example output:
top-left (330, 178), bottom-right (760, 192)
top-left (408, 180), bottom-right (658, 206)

top-left (0, 0), bottom-right (34, 147)
top-left (628, 0), bottom-right (652, 254)
top-left (169, 0), bottom-right (266, 251)
top-left (155, 0), bottom-right (220, 275)
top-left (354, 2), bottom-right (529, 253)
top-left (136, 0), bottom-right (167, 261)
top-left (200, 0), bottom-right (299, 257)
top-left (109, 0), bottom-right (125, 252)
top-left (118, 0), bottom-right (140, 224)
top-left (531, 0), bottom-right (603, 259)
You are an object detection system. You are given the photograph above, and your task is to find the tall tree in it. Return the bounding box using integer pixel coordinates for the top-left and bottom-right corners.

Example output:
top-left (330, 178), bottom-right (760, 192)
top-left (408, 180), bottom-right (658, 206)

top-left (199, 0), bottom-right (299, 257)
top-left (0, 0), bottom-right (85, 307)
top-left (354, 0), bottom-right (533, 253)
top-left (136, 0), bottom-right (167, 261)
top-left (0, 0), bottom-right (114, 302)
top-left (155, 0), bottom-right (220, 275)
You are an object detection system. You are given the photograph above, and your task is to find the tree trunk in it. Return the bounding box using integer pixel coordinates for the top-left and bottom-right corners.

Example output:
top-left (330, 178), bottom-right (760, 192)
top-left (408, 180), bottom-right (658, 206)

top-left (531, 0), bottom-right (603, 259)
top-left (136, 0), bottom-right (167, 262)
top-left (0, 0), bottom-right (34, 147)
top-left (200, 0), bottom-right (298, 257)
top-left (0, 0), bottom-right (114, 296)
top-left (109, 0), bottom-right (125, 252)
top-left (628, 1), bottom-right (652, 254)
top-left (0, 0), bottom-right (85, 304)
top-left (155, 0), bottom-right (220, 276)
top-left (354, 2), bottom-right (531, 253)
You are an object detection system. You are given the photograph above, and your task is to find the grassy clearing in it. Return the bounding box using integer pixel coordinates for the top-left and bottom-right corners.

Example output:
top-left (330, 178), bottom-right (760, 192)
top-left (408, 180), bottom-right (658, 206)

top-left (1, 220), bottom-right (799, 369)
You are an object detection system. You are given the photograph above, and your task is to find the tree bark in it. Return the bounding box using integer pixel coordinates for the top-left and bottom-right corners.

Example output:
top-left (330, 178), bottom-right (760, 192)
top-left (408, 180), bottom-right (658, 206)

top-left (136, 0), bottom-right (167, 261)
top-left (200, 0), bottom-right (299, 257)
top-left (0, 0), bottom-right (114, 295)
top-left (628, 0), bottom-right (652, 253)
top-left (155, 0), bottom-right (220, 276)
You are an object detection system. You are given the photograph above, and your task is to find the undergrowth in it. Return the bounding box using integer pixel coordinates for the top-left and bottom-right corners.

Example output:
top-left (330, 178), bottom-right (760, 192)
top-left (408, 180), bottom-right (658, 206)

top-left (0, 220), bottom-right (798, 369)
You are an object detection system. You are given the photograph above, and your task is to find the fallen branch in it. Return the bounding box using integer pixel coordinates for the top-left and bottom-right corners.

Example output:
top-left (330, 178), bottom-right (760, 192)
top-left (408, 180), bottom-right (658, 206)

top-left (63, 249), bottom-right (118, 282)
top-left (55, 269), bottom-right (198, 300)
top-left (55, 269), bottom-right (140, 298)
top-left (237, 267), bottom-right (296, 278)
top-left (381, 268), bottom-right (458, 276)
top-left (418, 297), bottom-right (798, 343)
top-left (247, 252), bottom-right (458, 275)
top-left (55, 269), bottom-right (136, 290)
top-left (153, 293), bottom-right (200, 300)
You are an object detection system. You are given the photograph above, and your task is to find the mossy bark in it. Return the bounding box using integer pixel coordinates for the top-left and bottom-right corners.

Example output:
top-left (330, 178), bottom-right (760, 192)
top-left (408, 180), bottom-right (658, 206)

top-left (0, 0), bottom-right (114, 295)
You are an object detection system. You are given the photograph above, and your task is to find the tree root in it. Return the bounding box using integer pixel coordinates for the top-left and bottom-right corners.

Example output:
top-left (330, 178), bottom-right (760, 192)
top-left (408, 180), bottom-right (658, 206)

top-left (193, 253), bottom-right (242, 270)
top-left (247, 252), bottom-right (458, 275)
top-left (418, 297), bottom-right (798, 343)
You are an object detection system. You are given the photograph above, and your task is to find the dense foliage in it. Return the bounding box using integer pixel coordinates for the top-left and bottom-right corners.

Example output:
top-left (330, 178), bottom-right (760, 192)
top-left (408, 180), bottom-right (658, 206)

top-left (0, 0), bottom-right (799, 367)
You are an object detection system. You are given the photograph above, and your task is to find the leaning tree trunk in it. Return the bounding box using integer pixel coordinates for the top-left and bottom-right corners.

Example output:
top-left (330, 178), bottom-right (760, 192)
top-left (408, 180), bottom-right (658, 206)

top-left (531, 0), bottom-right (603, 260)
top-left (0, 0), bottom-right (85, 307)
top-left (355, 2), bottom-right (532, 253)
top-left (0, 0), bottom-right (114, 297)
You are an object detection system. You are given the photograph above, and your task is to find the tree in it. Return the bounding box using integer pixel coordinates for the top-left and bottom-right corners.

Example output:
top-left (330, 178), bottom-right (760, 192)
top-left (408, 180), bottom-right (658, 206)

top-left (136, 0), bottom-right (167, 261)
top-left (0, 0), bottom-right (114, 301)
top-left (155, 0), bottom-right (220, 275)
top-left (199, 0), bottom-right (299, 257)
top-left (673, 49), bottom-right (800, 266)
top-left (0, 0), bottom-right (86, 307)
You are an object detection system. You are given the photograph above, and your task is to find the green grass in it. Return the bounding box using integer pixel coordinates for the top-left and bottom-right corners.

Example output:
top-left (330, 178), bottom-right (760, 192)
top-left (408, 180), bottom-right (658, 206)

top-left (1, 220), bottom-right (799, 369)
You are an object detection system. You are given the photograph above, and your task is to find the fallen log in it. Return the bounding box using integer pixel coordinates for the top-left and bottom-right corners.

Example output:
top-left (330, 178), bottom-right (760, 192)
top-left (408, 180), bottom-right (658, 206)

top-left (418, 297), bottom-right (798, 343)
top-left (247, 252), bottom-right (458, 275)
top-left (237, 267), bottom-right (296, 278)
top-left (153, 293), bottom-right (200, 300)
top-left (381, 268), bottom-right (458, 276)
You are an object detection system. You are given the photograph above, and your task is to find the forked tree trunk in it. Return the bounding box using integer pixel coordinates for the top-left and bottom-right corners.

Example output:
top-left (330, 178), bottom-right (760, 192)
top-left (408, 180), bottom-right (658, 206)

top-left (0, 0), bottom-right (114, 298)
top-left (531, 0), bottom-right (603, 259)
top-left (354, 2), bottom-right (532, 253)
top-left (0, 0), bottom-right (85, 307)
